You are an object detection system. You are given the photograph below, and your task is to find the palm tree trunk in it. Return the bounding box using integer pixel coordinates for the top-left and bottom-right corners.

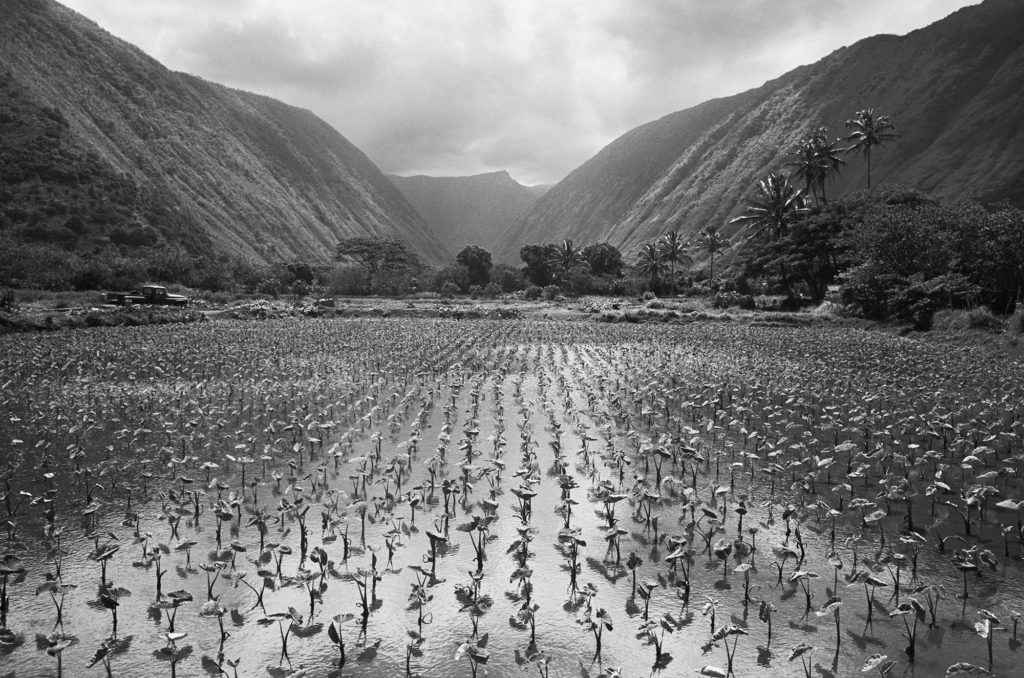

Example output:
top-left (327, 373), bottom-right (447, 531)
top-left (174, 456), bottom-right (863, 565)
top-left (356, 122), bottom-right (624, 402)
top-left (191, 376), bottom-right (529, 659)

top-left (866, 147), bottom-right (872, 189)
top-left (709, 252), bottom-right (715, 287)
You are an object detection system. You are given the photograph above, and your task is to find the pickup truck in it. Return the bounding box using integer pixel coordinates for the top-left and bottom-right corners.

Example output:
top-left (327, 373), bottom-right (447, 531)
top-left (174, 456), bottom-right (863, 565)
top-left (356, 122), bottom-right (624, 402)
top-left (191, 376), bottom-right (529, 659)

top-left (105, 285), bottom-right (189, 307)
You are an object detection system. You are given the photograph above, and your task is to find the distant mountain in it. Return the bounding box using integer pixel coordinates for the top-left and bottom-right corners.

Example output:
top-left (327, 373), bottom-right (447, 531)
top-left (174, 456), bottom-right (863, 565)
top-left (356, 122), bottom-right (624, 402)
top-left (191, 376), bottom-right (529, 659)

top-left (0, 0), bottom-right (450, 266)
top-left (389, 171), bottom-right (542, 262)
top-left (501, 0), bottom-right (1024, 260)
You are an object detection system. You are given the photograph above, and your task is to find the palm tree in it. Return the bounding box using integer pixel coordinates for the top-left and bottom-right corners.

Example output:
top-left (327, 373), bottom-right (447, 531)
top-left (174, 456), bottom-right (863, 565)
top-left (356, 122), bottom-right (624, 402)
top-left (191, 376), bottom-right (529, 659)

top-left (786, 127), bottom-right (845, 205)
top-left (697, 226), bottom-right (730, 287)
top-left (635, 242), bottom-right (666, 293)
top-left (657, 230), bottom-right (692, 295)
top-left (730, 172), bottom-right (808, 240)
top-left (547, 239), bottom-right (584, 282)
top-left (844, 109), bottom-right (898, 189)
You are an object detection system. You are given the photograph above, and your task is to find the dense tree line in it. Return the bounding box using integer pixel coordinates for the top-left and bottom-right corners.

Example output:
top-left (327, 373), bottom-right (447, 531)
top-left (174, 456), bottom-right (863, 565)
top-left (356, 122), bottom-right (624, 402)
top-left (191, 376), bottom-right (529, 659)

top-left (730, 108), bottom-right (1024, 324)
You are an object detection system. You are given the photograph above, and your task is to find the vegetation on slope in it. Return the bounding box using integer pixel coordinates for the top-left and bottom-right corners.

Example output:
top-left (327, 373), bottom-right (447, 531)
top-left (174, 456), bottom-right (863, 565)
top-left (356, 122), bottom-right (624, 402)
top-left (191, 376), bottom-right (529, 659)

top-left (503, 0), bottom-right (1024, 260)
top-left (0, 0), bottom-right (449, 266)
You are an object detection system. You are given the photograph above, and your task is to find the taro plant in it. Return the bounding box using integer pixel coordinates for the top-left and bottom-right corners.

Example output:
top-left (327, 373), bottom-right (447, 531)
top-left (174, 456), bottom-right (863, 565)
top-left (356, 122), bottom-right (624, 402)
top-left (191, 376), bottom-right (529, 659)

top-left (228, 571), bottom-right (268, 613)
top-left (788, 642), bottom-right (815, 678)
top-left (889, 598), bottom-right (925, 661)
top-left (861, 653), bottom-right (897, 676)
top-left (557, 527), bottom-right (586, 597)
top-left (625, 551), bottom-right (643, 597)
top-left (45, 637), bottom-right (73, 677)
top-left (709, 623), bottom-right (748, 678)
top-left (789, 570), bottom-right (819, 618)
top-left (758, 599), bottom-right (777, 650)
top-left (327, 613), bottom-right (356, 671)
top-left (814, 596), bottom-right (842, 649)
top-left (259, 607), bottom-right (303, 667)
top-left (912, 582), bottom-right (945, 627)
top-left (155, 589), bottom-right (193, 633)
top-left (405, 628), bottom-right (425, 677)
top-left (36, 576), bottom-right (75, 632)
top-left (578, 606), bottom-right (613, 661)
top-left (637, 579), bottom-right (659, 620)
top-left (86, 640), bottom-right (115, 677)
top-left (156, 631), bottom-right (192, 678)
top-left (455, 633), bottom-right (490, 678)
top-left (975, 610), bottom-right (1003, 668)
top-left (637, 613), bottom-right (674, 669)
top-left (512, 600), bottom-right (540, 645)
top-left (848, 570), bottom-right (887, 623)
top-left (408, 568), bottom-right (434, 634)
top-left (702, 596), bottom-right (720, 635)
top-left (457, 514), bottom-right (494, 573)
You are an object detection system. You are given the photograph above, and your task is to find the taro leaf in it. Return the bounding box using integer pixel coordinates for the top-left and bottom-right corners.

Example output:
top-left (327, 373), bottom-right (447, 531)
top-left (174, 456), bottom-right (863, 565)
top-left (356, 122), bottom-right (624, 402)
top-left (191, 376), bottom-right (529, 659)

top-left (789, 643), bottom-right (814, 661)
top-left (862, 654), bottom-right (888, 672)
top-left (699, 667), bottom-right (728, 678)
top-left (292, 623), bottom-right (322, 638)
top-left (945, 662), bottom-right (993, 677)
top-left (864, 510), bottom-right (887, 524)
top-left (710, 624), bottom-right (747, 642)
top-left (889, 603), bottom-right (915, 618)
top-left (468, 647), bottom-right (490, 664)
top-left (86, 644), bottom-right (109, 668)
top-left (816, 596), bottom-right (842, 617)
top-left (45, 639), bottom-right (73, 656)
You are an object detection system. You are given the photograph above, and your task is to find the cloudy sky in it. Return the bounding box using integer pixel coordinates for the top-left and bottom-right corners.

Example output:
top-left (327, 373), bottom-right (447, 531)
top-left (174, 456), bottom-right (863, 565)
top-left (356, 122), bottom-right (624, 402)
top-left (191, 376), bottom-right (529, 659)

top-left (62, 0), bottom-right (977, 186)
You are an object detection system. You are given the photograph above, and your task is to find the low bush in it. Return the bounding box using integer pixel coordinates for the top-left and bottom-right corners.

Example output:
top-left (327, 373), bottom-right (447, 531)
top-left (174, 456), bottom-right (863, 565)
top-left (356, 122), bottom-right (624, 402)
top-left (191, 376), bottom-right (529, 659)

top-left (713, 291), bottom-right (755, 310)
top-left (933, 307), bottom-right (1004, 332)
top-left (1010, 309), bottom-right (1024, 334)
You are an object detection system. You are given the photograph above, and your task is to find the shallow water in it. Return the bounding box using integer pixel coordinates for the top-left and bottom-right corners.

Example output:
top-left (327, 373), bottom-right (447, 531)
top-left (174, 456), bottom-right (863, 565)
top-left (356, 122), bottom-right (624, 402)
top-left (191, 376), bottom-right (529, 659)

top-left (1, 319), bottom-right (1023, 677)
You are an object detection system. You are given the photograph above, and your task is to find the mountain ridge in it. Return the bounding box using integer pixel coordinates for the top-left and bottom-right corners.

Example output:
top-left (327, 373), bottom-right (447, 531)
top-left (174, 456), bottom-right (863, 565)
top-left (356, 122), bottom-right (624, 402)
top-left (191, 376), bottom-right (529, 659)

top-left (389, 170), bottom-right (543, 261)
top-left (499, 0), bottom-right (1024, 260)
top-left (0, 0), bottom-right (450, 266)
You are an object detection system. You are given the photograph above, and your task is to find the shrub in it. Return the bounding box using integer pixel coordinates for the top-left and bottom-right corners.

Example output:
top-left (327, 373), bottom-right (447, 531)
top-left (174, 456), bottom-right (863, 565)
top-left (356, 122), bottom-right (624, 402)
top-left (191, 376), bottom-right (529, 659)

top-left (440, 281), bottom-right (460, 298)
top-left (326, 265), bottom-right (370, 296)
top-left (541, 284), bottom-right (560, 301)
top-left (0, 287), bottom-right (15, 312)
top-left (483, 282), bottom-right (502, 299)
top-left (1011, 309), bottom-right (1024, 334)
top-left (491, 264), bottom-right (526, 293)
top-left (713, 292), bottom-right (755, 310)
top-left (930, 308), bottom-right (1004, 332)
top-left (966, 306), bottom-right (1002, 331)
top-left (524, 286), bottom-right (542, 300)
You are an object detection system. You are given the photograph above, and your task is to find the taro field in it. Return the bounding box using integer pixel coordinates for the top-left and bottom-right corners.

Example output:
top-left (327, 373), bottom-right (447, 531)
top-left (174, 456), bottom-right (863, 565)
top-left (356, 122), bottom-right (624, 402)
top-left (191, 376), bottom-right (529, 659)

top-left (2, 318), bottom-right (1024, 678)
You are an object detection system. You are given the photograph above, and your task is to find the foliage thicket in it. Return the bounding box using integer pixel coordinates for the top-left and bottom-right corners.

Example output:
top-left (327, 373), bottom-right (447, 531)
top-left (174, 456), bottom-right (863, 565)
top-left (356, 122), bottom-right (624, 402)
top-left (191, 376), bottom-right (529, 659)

top-left (730, 108), bottom-right (1024, 323)
top-left (731, 187), bottom-right (1024, 324)
top-left (0, 234), bottom-right (322, 295)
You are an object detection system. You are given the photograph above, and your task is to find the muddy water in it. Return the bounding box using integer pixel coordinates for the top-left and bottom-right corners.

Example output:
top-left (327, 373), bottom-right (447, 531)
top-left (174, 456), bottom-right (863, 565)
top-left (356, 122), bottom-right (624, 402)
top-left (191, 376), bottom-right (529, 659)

top-left (1, 319), bottom-right (1022, 677)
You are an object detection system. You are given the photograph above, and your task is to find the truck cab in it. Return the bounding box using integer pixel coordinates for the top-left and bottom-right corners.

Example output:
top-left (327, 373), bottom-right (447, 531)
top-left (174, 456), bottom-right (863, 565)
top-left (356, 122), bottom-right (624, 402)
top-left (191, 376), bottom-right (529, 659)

top-left (105, 285), bottom-right (189, 306)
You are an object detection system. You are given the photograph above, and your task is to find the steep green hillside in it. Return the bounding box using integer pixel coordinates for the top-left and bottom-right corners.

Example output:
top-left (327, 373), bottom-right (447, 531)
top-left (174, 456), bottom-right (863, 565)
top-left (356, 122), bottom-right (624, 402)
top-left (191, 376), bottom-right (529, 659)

top-left (502, 0), bottom-right (1024, 260)
top-left (0, 0), bottom-right (449, 266)
top-left (389, 171), bottom-right (541, 262)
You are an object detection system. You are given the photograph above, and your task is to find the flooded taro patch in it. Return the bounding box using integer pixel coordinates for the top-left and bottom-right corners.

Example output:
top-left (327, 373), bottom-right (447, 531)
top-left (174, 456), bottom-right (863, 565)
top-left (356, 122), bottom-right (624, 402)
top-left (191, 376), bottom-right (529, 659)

top-left (1, 318), bottom-right (1023, 677)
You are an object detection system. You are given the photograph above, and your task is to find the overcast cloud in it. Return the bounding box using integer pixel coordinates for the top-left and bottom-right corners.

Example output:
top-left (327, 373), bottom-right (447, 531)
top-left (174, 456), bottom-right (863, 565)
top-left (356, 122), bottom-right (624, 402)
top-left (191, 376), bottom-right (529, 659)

top-left (61, 0), bottom-right (978, 185)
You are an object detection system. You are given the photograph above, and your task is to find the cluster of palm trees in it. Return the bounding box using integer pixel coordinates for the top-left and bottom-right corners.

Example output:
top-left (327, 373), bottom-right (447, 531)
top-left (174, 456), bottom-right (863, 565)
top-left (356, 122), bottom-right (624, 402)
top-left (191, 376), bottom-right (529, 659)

top-left (731, 109), bottom-right (898, 241)
top-left (635, 226), bottom-right (731, 293)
